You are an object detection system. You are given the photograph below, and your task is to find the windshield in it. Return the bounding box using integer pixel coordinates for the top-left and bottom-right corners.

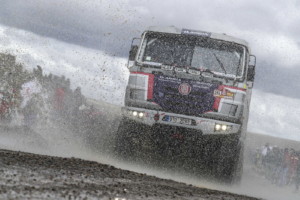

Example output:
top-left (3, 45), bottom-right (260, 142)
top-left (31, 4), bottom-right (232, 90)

top-left (142, 33), bottom-right (245, 77)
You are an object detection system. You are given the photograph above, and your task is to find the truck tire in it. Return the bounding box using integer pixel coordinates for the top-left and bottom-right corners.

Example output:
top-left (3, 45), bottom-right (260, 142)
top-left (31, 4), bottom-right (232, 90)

top-left (114, 118), bottom-right (132, 159)
top-left (188, 134), bottom-right (222, 178)
top-left (216, 133), bottom-right (243, 184)
top-left (114, 118), bottom-right (145, 160)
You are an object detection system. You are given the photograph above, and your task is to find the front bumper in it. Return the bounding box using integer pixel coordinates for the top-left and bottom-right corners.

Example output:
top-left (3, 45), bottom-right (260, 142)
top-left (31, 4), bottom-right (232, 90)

top-left (122, 107), bottom-right (241, 135)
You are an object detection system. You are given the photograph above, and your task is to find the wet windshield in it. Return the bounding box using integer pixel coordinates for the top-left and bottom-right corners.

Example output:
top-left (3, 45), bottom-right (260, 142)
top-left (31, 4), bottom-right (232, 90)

top-left (142, 33), bottom-right (245, 77)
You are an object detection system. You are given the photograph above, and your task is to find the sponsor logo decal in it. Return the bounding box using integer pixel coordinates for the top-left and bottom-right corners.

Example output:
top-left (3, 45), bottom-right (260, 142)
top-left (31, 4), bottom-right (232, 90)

top-left (178, 83), bottom-right (192, 95)
top-left (213, 88), bottom-right (234, 99)
top-left (181, 29), bottom-right (211, 37)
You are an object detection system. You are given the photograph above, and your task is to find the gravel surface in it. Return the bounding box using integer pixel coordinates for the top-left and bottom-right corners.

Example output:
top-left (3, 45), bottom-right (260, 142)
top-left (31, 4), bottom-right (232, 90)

top-left (0, 149), bottom-right (261, 200)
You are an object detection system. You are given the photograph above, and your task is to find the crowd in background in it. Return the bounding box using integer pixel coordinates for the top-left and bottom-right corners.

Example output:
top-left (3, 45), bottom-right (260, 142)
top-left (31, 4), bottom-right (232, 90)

top-left (0, 53), bottom-right (116, 152)
top-left (0, 53), bottom-right (92, 132)
top-left (22, 66), bottom-right (86, 129)
top-left (252, 143), bottom-right (300, 192)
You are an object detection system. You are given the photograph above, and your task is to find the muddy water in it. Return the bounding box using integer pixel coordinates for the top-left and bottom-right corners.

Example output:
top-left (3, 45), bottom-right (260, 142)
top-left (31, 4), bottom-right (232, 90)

top-left (0, 115), bottom-right (298, 199)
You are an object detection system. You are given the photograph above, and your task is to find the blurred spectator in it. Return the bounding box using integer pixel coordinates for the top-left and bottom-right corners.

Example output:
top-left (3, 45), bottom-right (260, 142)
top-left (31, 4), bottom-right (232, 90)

top-left (23, 94), bottom-right (41, 128)
top-left (295, 151), bottom-right (300, 192)
top-left (72, 87), bottom-right (85, 116)
top-left (0, 92), bottom-right (12, 123)
top-left (288, 149), bottom-right (299, 184)
top-left (267, 147), bottom-right (282, 184)
top-left (273, 147), bottom-right (283, 184)
top-left (254, 148), bottom-right (261, 168)
top-left (0, 93), bottom-right (10, 121)
top-left (53, 86), bottom-right (66, 112)
top-left (278, 148), bottom-right (291, 186)
top-left (261, 143), bottom-right (270, 167)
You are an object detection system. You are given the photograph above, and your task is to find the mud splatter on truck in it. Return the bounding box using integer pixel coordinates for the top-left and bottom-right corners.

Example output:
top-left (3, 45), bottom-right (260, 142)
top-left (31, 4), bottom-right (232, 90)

top-left (114, 26), bottom-right (256, 183)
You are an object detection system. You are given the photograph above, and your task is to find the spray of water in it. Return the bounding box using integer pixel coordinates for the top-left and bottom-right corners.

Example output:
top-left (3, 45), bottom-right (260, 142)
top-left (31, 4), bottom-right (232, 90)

top-left (1, 79), bottom-right (299, 200)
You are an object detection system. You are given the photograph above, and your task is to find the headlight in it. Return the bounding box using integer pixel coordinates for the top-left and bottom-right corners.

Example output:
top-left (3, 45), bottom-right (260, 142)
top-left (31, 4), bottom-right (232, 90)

top-left (138, 112), bottom-right (144, 118)
top-left (127, 110), bottom-right (145, 118)
top-left (215, 123), bottom-right (232, 132)
top-left (132, 111), bottom-right (138, 116)
top-left (215, 124), bottom-right (221, 131)
top-left (221, 125), bottom-right (227, 131)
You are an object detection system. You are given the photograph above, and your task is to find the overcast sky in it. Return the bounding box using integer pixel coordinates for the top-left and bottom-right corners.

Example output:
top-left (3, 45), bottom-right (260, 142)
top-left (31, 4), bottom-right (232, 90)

top-left (0, 0), bottom-right (300, 140)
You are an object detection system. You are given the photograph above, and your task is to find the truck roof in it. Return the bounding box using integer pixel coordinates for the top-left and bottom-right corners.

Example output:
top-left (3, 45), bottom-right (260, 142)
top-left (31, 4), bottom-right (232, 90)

top-left (146, 26), bottom-right (249, 49)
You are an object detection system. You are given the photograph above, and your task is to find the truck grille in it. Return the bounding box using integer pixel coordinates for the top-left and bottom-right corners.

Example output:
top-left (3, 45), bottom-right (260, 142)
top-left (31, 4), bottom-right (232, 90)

top-left (153, 75), bottom-right (218, 116)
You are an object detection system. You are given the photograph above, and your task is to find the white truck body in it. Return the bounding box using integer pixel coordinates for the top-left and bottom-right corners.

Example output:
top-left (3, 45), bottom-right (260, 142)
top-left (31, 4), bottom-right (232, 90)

top-left (115, 26), bottom-right (256, 182)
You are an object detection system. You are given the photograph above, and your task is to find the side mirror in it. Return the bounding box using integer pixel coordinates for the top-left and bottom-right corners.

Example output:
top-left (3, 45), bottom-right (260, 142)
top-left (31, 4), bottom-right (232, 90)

top-left (127, 37), bottom-right (141, 68)
top-left (247, 65), bottom-right (255, 82)
top-left (129, 45), bottom-right (138, 61)
top-left (247, 55), bottom-right (256, 82)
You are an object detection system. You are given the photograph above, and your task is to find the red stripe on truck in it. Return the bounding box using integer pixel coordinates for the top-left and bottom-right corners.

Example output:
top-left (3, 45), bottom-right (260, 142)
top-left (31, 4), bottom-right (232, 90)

top-left (147, 74), bottom-right (154, 100)
top-left (213, 85), bottom-right (246, 111)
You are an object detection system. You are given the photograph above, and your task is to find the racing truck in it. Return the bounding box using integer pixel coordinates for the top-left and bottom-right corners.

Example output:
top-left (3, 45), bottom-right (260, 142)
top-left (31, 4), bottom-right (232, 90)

top-left (114, 26), bottom-right (256, 183)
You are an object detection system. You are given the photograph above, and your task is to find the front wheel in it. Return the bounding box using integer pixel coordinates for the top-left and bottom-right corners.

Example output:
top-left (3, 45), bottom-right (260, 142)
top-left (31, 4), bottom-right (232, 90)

top-left (114, 118), bottom-right (147, 160)
top-left (191, 134), bottom-right (243, 183)
top-left (217, 134), bottom-right (243, 184)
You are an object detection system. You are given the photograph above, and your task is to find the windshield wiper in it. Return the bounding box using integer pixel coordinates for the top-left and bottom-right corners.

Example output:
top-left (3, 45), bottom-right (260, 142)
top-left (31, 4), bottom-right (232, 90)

top-left (184, 66), bottom-right (216, 79)
top-left (213, 53), bottom-right (227, 74)
top-left (202, 68), bottom-right (215, 75)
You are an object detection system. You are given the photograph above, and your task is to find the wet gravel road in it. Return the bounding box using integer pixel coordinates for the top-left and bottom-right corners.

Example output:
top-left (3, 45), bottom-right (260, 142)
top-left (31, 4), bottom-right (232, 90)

top-left (0, 149), bottom-right (261, 200)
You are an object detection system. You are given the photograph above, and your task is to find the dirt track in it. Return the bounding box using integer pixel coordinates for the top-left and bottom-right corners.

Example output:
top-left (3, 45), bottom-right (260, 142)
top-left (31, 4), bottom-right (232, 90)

top-left (0, 149), bottom-right (261, 200)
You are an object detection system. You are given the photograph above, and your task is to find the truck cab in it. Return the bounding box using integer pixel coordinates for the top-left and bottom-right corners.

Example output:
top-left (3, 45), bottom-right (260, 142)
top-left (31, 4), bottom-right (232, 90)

top-left (115, 26), bottom-right (256, 183)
